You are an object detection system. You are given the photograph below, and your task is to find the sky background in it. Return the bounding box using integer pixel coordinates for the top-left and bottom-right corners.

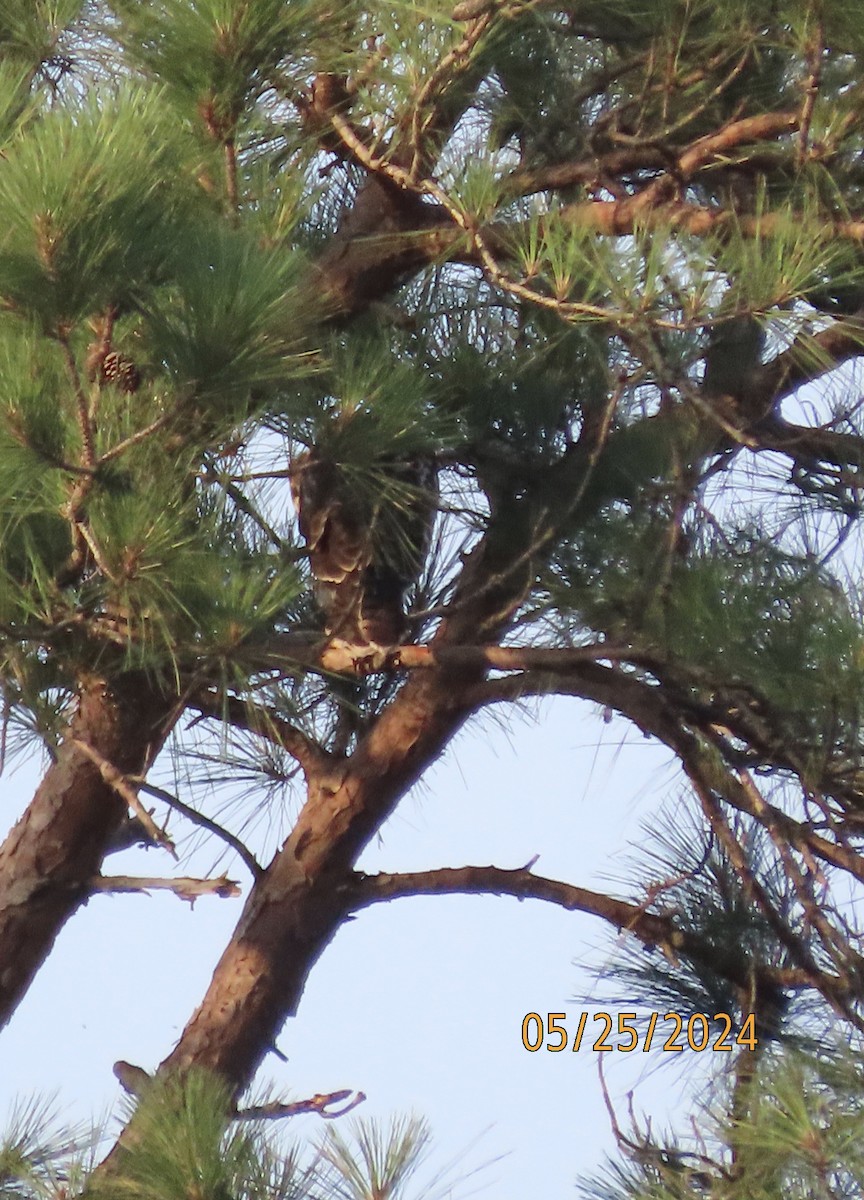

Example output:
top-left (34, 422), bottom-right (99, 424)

top-left (1, 698), bottom-right (705, 1199)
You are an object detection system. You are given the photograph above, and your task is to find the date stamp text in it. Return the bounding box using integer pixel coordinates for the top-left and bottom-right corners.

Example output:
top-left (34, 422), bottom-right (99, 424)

top-left (521, 1011), bottom-right (758, 1052)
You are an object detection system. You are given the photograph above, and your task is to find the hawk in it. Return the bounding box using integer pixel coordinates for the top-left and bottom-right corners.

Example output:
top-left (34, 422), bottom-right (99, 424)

top-left (291, 444), bottom-right (437, 647)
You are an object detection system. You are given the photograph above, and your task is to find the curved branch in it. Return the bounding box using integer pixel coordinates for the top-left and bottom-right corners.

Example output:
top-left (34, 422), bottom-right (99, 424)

top-left (346, 864), bottom-right (822, 996)
top-left (748, 320), bottom-right (864, 416)
top-left (137, 781), bottom-right (263, 880)
top-left (504, 145), bottom-right (672, 198)
top-left (467, 664), bottom-right (864, 889)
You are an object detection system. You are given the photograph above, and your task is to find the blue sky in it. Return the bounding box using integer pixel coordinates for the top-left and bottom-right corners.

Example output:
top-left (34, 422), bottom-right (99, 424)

top-left (1, 698), bottom-right (698, 1199)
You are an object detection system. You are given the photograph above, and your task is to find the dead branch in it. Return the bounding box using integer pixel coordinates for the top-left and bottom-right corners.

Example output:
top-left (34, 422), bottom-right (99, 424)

top-left (71, 737), bottom-right (176, 857)
top-left (236, 1089), bottom-right (366, 1121)
top-left (113, 1058), bottom-right (364, 1119)
top-left (92, 873), bottom-right (240, 901)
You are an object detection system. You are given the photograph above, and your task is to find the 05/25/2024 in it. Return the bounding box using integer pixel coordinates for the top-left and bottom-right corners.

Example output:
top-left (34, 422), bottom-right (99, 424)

top-left (521, 1011), bottom-right (759, 1053)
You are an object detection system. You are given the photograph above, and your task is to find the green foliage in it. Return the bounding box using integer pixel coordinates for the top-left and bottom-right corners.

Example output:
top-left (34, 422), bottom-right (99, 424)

top-left (0, 1073), bottom-right (441, 1200)
top-left (109, 0), bottom-right (349, 140)
top-left (318, 1117), bottom-right (432, 1200)
top-left (138, 223), bottom-right (317, 411)
top-left (0, 88), bottom-right (200, 329)
top-left (422, 300), bottom-right (608, 462)
top-left (728, 1051), bottom-right (864, 1198)
top-left (580, 1044), bottom-right (864, 1200)
top-left (559, 514), bottom-right (864, 730)
top-left (0, 0), bottom-right (83, 66)
top-left (96, 1072), bottom-right (259, 1200)
top-left (297, 334), bottom-right (445, 456)
top-left (590, 804), bottom-right (809, 1038)
top-left (480, 9), bottom-right (609, 174)
top-left (0, 1097), bottom-right (90, 1200)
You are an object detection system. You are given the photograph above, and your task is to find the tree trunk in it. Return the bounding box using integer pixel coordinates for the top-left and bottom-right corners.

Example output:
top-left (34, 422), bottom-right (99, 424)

top-left (150, 489), bottom-right (542, 1092)
top-left (0, 674), bottom-right (173, 1028)
top-left (156, 668), bottom-right (474, 1091)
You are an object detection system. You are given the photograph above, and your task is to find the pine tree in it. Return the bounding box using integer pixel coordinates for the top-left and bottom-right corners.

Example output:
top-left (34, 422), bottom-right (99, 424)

top-left (4, 0), bottom-right (864, 1187)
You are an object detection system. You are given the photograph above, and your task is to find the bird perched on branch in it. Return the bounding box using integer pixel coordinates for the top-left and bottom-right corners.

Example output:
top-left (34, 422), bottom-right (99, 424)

top-left (291, 443), bottom-right (437, 647)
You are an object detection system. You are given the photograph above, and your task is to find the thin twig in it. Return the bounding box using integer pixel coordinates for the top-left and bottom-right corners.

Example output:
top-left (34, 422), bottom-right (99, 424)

top-left (798, 15), bottom-right (824, 166)
top-left (224, 138), bottom-right (239, 214)
top-left (408, 10), bottom-right (494, 179)
top-left (136, 779), bottom-right (263, 878)
top-left (58, 331), bottom-right (96, 469)
top-left (71, 738), bottom-right (176, 857)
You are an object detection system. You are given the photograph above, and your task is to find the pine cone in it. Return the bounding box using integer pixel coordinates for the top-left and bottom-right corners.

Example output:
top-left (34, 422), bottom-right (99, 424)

top-left (100, 351), bottom-right (141, 394)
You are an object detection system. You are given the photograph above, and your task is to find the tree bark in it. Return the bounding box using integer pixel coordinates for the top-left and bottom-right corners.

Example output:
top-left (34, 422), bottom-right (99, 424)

top-left (155, 668), bottom-right (475, 1090)
top-left (0, 673), bottom-right (173, 1029)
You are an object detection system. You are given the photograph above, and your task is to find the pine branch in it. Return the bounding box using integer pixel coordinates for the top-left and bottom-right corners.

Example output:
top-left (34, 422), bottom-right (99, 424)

top-left (434, 642), bottom-right (635, 671)
top-left (404, 7), bottom-right (494, 180)
top-left (467, 665), bottom-right (864, 889)
top-left (57, 329), bottom-right (95, 470)
top-left (346, 864), bottom-right (823, 998)
top-left (95, 393), bottom-right (190, 466)
top-left (692, 778), bottom-right (831, 1011)
top-left (754, 416), bottom-right (864, 473)
top-left (628, 111), bottom-right (799, 212)
top-left (469, 662), bottom-right (864, 1021)
top-left (315, 191), bottom-right (864, 331)
top-left (503, 145), bottom-right (673, 198)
